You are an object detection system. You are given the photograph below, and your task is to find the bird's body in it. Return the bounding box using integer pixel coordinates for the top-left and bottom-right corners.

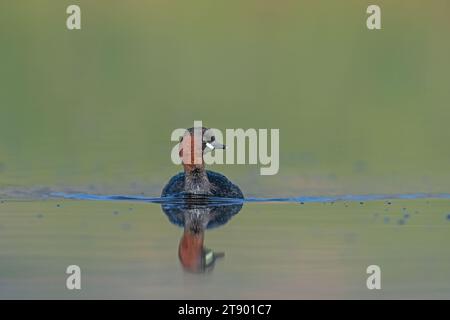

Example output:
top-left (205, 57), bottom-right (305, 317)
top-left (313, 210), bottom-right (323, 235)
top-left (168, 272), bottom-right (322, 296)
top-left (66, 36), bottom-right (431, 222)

top-left (162, 170), bottom-right (243, 198)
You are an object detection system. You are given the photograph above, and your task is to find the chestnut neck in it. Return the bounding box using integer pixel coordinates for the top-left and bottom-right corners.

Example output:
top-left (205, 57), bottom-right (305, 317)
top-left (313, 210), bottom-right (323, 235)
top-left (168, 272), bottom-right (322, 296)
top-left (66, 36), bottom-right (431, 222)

top-left (179, 130), bottom-right (211, 194)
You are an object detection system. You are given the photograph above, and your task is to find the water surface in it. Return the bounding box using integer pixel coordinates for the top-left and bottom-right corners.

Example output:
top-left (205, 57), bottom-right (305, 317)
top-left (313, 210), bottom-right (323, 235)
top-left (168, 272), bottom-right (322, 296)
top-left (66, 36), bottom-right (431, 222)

top-left (0, 194), bottom-right (449, 299)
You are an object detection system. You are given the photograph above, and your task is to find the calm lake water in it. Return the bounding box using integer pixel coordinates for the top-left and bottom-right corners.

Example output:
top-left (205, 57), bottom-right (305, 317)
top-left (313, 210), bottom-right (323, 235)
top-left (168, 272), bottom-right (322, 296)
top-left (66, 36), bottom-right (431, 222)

top-left (0, 194), bottom-right (449, 299)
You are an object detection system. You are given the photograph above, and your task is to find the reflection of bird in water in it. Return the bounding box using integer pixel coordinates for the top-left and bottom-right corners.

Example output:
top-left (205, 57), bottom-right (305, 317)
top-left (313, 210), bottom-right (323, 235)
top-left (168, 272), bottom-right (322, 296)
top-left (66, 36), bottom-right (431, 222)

top-left (162, 127), bottom-right (243, 198)
top-left (161, 126), bottom-right (243, 272)
top-left (161, 198), bottom-right (243, 273)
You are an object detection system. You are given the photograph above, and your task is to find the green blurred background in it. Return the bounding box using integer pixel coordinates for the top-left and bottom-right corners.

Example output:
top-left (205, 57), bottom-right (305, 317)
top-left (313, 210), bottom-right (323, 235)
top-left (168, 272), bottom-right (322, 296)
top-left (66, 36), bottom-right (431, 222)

top-left (1, 0), bottom-right (449, 196)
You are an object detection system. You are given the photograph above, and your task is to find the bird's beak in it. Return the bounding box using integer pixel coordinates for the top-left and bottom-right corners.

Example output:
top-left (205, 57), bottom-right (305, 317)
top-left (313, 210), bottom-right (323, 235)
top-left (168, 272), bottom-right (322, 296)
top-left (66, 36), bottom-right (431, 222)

top-left (206, 142), bottom-right (226, 150)
top-left (203, 249), bottom-right (225, 269)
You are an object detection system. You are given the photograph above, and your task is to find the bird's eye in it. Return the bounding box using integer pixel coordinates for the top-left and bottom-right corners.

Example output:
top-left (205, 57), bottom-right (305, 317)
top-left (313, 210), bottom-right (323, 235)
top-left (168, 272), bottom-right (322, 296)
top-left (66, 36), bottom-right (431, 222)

top-left (210, 136), bottom-right (215, 142)
top-left (179, 137), bottom-right (184, 142)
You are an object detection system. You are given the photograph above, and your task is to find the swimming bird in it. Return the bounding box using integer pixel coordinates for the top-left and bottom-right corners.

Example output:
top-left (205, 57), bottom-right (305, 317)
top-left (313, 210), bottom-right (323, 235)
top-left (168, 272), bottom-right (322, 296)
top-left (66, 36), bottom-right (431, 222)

top-left (161, 127), bottom-right (243, 198)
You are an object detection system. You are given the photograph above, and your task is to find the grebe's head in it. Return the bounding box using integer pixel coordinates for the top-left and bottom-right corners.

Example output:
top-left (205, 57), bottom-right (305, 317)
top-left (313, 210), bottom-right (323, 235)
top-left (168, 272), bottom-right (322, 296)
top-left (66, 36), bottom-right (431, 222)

top-left (179, 127), bottom-right (225, 172)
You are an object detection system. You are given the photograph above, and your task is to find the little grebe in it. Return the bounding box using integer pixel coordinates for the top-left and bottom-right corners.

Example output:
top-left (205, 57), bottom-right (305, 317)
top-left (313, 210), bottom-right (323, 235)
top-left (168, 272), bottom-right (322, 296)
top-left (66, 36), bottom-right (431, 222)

top-left (161, 127), bottom-right (243, 198)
